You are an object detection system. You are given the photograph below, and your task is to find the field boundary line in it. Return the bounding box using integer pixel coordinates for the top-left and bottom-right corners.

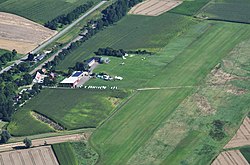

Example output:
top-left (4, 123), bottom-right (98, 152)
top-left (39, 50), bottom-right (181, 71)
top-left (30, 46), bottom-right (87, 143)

top-left (137, 86), bottom-right (196, 91)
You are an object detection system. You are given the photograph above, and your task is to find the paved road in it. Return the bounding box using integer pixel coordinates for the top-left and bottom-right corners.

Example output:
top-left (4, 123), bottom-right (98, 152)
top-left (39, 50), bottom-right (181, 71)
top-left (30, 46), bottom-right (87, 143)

top-left (0, 1), bottom-right (107, 74)
top-left (0, 133), bottom-right (90, 152)
top-left (30, 36), bottom-right (83, 74)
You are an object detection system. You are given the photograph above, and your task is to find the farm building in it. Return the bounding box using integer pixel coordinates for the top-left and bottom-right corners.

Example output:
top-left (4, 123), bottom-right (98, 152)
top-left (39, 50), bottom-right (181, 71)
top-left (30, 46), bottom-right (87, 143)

top-left (35, 54), bottom-right (45, 61)
top-left (60, 71), bottom-right (88, 88)
top-left (86, 57), bottom-right (96, 67)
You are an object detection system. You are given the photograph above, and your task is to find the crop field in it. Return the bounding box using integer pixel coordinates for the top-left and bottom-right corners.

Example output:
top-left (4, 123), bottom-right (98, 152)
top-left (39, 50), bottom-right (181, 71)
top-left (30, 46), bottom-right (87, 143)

top-left (212, 150), bottom-right (248, 165)
top-left (224, 117), bottom-right (250, 149)
top-left (56, 13), bottom-right (195, 70)
top-left (197, 0), bottom-right (250, 23)
top-left (90, 21), bottom-right (250, 164)
top-left (0, 146), bottom-right (59, 165)
top-left (8, 88), bottom-right (128, 136)
top-left (128, 0), bottom-right (182, 16)
top-left (0, 12), bottom-right (57, 54)
top-left (169, 0), bottom-right (210, 16)
top-left (52, 142), bottom-right (78, 165)
top-left (0, 0), bottom-right (96, 24)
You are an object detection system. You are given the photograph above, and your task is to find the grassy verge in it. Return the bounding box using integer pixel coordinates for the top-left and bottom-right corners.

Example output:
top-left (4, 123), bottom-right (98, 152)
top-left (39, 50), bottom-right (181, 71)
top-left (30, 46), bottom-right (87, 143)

top-left (52, 142), bottom-right (78, 165)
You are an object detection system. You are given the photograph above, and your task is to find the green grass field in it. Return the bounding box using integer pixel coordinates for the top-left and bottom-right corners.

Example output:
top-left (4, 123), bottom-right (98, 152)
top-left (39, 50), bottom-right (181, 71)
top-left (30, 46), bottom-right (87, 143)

top-left (170, 0), bottom-right (210, 16)
top-left (8, 88), bottom-right (128, 136)
top-left (56, 13), bottom-right (195, 70)
top-left (52, 142), bottom-right (78, 165)
top-left (197, 0), bottom-right (250, 23)
top-left (0, 0), bottom-right (96, 24)
top-left (53, 141), bottom-right (98, 165)
top-left (0, 48), bottom-right (9, 55)
top-left (240, 147), bottom-right (250, 163)
top-left (90, 21), bottom-right (250, 164)
top-left (71, 141), bottom-right (99, 165)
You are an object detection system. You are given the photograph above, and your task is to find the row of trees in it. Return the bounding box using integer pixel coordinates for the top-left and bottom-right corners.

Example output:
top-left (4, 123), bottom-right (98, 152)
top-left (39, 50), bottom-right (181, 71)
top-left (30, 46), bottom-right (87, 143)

top-left (0, 50), bottom-right (17, 69)
top-left (95, 47), bottom-right (153, 57)
top-left (45, 1), bottom-right (94, 30)
top-left (1, 129), bottom-right (32, 147)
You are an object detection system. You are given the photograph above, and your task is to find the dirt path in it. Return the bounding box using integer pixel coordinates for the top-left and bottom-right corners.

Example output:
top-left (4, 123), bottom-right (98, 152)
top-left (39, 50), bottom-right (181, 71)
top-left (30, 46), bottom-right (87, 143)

top-left (0, 133), bottom-right (90, 153)
top-left (137, 86), bottom-right (195, 91)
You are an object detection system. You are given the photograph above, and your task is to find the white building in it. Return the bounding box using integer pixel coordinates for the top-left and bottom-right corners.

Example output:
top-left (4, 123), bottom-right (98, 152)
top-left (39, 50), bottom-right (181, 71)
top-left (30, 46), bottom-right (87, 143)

top-left (60, 71), bottom-right (87, 88)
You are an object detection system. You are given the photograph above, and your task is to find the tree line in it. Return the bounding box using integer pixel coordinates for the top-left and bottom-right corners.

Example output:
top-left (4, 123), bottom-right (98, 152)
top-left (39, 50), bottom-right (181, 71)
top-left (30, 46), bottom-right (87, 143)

top-left (95, 47), bottom-right (153, 57)
top-left (0, 50), bottom-right (17, 69)
top-left (45, 1), bottom-right (94, 30)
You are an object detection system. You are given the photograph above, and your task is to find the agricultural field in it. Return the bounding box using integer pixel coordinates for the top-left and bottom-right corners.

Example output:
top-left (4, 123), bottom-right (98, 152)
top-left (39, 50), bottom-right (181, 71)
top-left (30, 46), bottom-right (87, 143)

top-left (128, 0), bottom-right (182, 16)
top-left (212, 150), bottom-right (249, 165)
top-left (169, 0), bottom-right (210, 16)
top-left (8, 88), bottom-right (128, 136)
top-left (197, 0), bottom-right (250, 23)
top-left (0, 12), bottom-right (57, 54)
top-left (224, 117), bottom-right (250, 149)
top-left (0, 0), bottom-right (96, 24)
top-left (0, 146), bottom-right (59, 165)
top-left (90, 21), bottom-right (250, 164)
top-left (56, 13), bottom-right (195, 70)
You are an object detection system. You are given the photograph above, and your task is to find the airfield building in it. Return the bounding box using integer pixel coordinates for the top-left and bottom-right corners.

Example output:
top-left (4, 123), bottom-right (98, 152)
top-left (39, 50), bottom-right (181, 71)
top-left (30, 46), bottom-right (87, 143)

top-left (60, 71), bottom-right (87, 88)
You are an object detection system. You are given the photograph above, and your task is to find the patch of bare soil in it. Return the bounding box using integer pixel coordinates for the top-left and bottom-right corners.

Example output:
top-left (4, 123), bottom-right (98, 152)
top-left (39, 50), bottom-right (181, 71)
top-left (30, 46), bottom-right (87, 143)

top-left (31, 111), bottom-right (64, 131)
top-left (128, 0), bottom-right (182, 16)
top-left (194, 94), bottom-right (215, 115)
top-left (224, 117), bottom-right (250, 149)
top-left (212, 150), bottom-right (248, 165)
top-left (0, 12), bottom-right (57, 54)
top-left (226, 85), bottom-right (246, 95)
top-left (209, 68), bottom-right (239, 85)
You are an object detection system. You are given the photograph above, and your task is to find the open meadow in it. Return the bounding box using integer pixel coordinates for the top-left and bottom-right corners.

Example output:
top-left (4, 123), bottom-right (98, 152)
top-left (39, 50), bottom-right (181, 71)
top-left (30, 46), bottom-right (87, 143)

top-left (0, 0), bottom-right (95, 24)
top-left (197, 0), bottom-right (250, 23)
top-left (56, 13), bottom-right (195, 70)
top-left (90, 21), bottom-right (250, 164)
top-left (8, 89), bottom-right (128, 136)
top-left (169, 0), bottom-right (210, 16)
